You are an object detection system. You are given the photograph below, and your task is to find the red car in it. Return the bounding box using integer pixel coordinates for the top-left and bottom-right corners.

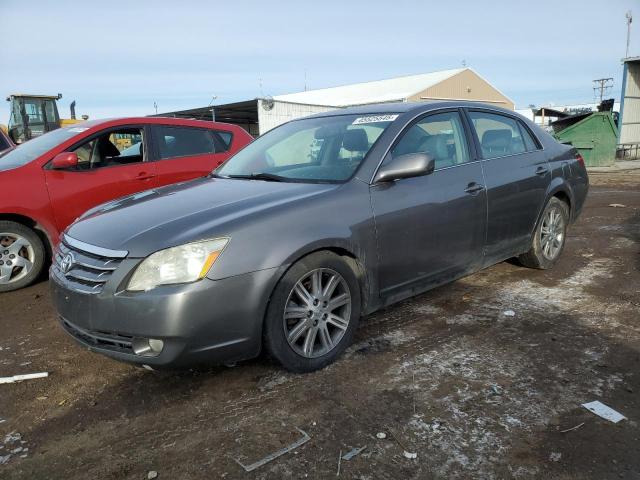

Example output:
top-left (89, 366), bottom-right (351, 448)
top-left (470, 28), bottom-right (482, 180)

top-left (0, 117), bottom-right (252, 292)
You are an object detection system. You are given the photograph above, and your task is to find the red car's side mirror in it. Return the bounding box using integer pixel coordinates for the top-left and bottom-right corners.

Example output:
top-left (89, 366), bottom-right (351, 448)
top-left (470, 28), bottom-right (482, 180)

top-left (51, 152), bottom-right (79, 170)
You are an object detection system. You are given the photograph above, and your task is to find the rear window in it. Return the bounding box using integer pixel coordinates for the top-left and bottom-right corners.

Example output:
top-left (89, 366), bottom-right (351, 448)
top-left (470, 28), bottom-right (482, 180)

top-left (154, 126), bottom-right (231, 160)
top-left (518, 123), bottom-right (540, 151)
top-left (469, 111), bottom-right (527, 159)
top-left (215, 131), bottom-right (233, 151)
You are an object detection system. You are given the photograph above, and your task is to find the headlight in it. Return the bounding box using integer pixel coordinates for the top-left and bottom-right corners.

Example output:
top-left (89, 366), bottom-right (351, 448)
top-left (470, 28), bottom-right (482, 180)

top-left (127, 238), bottom-right (229, 291)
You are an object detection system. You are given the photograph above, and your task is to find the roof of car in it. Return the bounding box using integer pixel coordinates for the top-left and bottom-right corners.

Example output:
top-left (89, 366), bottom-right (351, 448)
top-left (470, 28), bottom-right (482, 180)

top-left (303, 100), bottom-right (516, 120)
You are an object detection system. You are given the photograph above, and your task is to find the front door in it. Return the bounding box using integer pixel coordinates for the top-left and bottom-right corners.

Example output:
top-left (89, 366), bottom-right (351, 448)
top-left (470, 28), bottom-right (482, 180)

top-left (370, 110), bottom-right (487, 297)
top-left (44, 125), bottom-right (158, 231)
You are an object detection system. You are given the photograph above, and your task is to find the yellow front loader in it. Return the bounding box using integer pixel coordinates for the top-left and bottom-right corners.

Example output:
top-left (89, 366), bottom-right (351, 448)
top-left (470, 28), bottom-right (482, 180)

top-left (6, 93), bottom-right (88, 144)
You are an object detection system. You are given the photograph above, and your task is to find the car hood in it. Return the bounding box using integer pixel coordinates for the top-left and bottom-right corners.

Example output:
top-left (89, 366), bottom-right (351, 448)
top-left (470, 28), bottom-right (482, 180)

top-left (66, 177), bottom-right (339, 257)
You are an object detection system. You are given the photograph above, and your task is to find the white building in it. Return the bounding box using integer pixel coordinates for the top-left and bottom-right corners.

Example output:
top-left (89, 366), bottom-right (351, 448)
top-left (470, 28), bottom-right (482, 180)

top-left (619, 57), bottom-right (640, 145)
top-left (161, 68), bottom-right (514, 136)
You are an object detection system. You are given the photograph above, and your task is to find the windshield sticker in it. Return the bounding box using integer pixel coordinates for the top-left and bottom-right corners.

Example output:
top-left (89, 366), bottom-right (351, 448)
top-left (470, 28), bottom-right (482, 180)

top-left (67, 127), bottom-right (90, 133)
top-left (352, 114), bottom-right (399, 125)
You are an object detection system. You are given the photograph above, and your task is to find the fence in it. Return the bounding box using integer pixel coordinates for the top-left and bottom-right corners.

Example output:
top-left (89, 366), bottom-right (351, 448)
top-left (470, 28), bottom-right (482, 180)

top-left (616, 143), bottom-right (640, 160)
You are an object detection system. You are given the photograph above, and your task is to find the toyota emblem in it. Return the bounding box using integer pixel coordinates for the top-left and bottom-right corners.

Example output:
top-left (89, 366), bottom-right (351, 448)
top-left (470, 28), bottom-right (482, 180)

top-left (60, 252), bottom-right (75, 274)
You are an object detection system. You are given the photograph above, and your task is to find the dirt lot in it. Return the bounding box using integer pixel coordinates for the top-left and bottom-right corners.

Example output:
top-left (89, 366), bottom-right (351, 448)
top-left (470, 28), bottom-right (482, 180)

top-left (1, 171), bottom-right (639, 480)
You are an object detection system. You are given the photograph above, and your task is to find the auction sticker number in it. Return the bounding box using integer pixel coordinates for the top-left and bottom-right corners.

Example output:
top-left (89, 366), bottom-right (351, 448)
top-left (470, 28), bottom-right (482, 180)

top-left (352, 114), bottom-right (399, 125)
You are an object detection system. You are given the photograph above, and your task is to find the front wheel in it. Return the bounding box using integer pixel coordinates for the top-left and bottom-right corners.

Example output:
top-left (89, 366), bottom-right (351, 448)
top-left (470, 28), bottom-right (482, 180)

top-left (264, 251), bottom-right (361, 373)
top-left (518, 197), bottom-right (569, 270)
top-left (0, 221), bottom-right (46, 293)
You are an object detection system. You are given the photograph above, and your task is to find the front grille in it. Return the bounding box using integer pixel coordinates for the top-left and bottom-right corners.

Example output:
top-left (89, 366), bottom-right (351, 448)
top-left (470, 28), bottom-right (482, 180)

top-left (51, 240), bottom-right (124, 295)
top-left (61, 318), bottom-right (133, 354)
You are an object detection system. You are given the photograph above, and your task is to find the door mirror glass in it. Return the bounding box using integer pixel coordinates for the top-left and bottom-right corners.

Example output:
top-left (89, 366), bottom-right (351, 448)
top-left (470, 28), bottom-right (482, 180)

top-left (374, 153), bottom-right (435, 183)
top-left (51, 152), bottom-right (78, 170)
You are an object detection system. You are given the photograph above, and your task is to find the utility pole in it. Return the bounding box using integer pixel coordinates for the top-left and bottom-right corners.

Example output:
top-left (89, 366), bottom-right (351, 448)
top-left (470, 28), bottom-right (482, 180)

top-left (153, 101), bottom-right (158, 115)
top-left (208, 95), bottom-right (217, 122)
top-left (626, 11), bottom-right (633, 58)
top-left (592, 78), bottom-right (613, 103)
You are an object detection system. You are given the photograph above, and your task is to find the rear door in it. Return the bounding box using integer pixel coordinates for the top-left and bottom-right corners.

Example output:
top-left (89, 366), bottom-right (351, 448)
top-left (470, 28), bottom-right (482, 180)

top-left (44, 125), bottom-right (158, 230)
top-left (150, 125), bottom-right (233, 186)
top-left (370, 109), bottom-right (487, 297)
top-left (466, 109), bottom-right (550, 264)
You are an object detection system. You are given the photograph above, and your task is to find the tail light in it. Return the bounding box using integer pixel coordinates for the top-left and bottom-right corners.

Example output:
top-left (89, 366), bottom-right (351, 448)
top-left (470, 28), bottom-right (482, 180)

top-left (575, 153), bottom-right (585, 167)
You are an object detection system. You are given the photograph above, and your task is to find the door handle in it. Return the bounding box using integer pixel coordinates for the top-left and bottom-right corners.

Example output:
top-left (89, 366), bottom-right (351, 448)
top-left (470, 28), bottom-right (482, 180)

top-left (464, 182), bottom-right (484, 194)
top-left (535, 166), bottom-right (549, 176)
top-left (136, 172), bottom-right (154, 181)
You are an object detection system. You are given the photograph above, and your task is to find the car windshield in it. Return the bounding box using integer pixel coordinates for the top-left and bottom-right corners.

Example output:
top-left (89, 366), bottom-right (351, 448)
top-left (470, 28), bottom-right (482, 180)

top-left (216, 113), bottom-right (398, 182)
top-left (0, 127), bottom-right (84, 169)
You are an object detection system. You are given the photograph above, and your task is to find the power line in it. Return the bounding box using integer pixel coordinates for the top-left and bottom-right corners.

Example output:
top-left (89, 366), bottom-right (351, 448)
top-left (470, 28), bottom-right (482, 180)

top-left (592, 78), bottom-right (613, 103)
top-left (626, 10), bottom-right (633, 58)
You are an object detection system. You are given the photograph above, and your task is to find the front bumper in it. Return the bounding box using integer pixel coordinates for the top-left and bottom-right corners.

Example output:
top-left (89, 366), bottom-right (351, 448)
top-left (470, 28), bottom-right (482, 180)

top-left (50, 265), bottom-right (280, 367)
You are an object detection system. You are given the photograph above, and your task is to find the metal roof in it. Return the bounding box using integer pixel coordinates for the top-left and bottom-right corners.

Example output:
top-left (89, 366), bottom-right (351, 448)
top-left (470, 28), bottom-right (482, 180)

top-left (273, 68), bottom-right (467, 107)
top-left (157, 100), bottom-right (258, 124)
top-left (6, 93), bottom-right (62, 101)
top-left (531, 107), bottom-right (571, 118)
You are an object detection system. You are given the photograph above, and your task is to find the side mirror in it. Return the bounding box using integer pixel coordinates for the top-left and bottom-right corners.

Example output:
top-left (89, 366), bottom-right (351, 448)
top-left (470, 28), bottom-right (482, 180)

top-left (51, 152), bottom-right (78, 170)
top-left (374, 152), bottom-right (435, 183)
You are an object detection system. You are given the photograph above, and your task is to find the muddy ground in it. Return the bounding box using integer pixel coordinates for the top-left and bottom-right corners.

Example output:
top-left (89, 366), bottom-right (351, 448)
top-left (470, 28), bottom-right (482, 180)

top-left (1, 171), bottom-right (639, 480)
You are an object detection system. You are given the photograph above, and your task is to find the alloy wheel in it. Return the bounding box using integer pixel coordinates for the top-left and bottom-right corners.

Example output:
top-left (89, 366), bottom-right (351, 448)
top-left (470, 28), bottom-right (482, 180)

top-left (283, 268), bottom-right (352, 359)
top-left (0, 233), bottom-right (35, 285)
top-left (540, 207), bottom-right (565, 260)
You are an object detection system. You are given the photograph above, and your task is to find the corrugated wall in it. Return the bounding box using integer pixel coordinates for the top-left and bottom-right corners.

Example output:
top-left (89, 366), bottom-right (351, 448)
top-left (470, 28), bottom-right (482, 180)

top-left (409, 69), bottom-right (514, 110)
top-left (619, 62), bottom-right (640, 144)
top-left (257, 100), bottom-right (339, 134)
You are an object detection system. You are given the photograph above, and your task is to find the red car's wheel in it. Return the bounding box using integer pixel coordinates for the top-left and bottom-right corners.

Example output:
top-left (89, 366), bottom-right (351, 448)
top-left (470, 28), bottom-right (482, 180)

top-left (0, 221), bottom-right (46, 293)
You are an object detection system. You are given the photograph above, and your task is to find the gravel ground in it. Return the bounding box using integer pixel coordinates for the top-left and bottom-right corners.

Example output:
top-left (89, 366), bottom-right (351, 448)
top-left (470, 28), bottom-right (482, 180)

top-left (1, 171), bottom-right (639, 480)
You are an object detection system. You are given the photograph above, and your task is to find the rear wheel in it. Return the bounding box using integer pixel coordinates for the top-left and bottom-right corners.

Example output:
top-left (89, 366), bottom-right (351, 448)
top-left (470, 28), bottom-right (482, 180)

top-left (518, 197), bottom-right (569, 269)
top-left (264, 251), bottom-right (360, 373)
top-left (0, 221), bottom-right (46, 293)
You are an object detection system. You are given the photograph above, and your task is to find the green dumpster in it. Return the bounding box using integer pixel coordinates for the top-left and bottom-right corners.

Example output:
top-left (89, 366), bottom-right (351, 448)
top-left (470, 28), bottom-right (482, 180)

top-left (551, 112), bottom-right (617, 167)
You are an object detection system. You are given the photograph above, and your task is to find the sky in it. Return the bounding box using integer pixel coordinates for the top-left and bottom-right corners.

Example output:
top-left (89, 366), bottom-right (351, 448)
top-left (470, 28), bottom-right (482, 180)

top-left (0, 0), bottom-right (638, 125)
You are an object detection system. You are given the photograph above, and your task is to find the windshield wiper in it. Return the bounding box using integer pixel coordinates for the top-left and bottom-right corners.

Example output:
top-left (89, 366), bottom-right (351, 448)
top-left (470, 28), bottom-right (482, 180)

top-left (225, 173), bottom-right (287, 182)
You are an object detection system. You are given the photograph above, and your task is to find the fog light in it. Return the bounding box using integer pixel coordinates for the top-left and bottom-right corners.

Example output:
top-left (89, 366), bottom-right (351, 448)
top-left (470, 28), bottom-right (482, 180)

top-left (132, 338), bottom-right (164, 357)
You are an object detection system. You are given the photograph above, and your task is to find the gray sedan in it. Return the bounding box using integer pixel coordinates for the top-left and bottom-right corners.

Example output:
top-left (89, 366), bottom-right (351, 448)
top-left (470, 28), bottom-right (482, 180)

top-left (50, 102), bottom-right (588, 372)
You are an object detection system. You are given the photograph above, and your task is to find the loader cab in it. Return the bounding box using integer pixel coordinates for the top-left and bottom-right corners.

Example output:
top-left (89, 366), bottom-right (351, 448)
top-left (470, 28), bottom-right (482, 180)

top-left (7, 94), bottom-right (62, 144)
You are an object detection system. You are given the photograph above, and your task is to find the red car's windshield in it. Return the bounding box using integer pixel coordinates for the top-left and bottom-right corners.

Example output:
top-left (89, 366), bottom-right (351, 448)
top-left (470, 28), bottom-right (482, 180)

top-left (0, 127), bottom-right (84, 170)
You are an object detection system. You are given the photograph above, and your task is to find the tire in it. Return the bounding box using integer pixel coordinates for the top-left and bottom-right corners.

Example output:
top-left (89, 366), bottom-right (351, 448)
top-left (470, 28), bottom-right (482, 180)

top-left (518, 197), bottom-right (570, 270)
top-left (264, 251), bottom-right (361, 373)
top-left (0, 221), bottom-right (46, 293)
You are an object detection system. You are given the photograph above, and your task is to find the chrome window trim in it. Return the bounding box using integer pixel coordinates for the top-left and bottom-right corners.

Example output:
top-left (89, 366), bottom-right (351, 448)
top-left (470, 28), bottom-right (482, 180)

top-left (479, 151), bottom-right (538, 161)
top-left (433, 158), bottom-right (482, 172)
top-left (63, 234), bottom-right (128, 258)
